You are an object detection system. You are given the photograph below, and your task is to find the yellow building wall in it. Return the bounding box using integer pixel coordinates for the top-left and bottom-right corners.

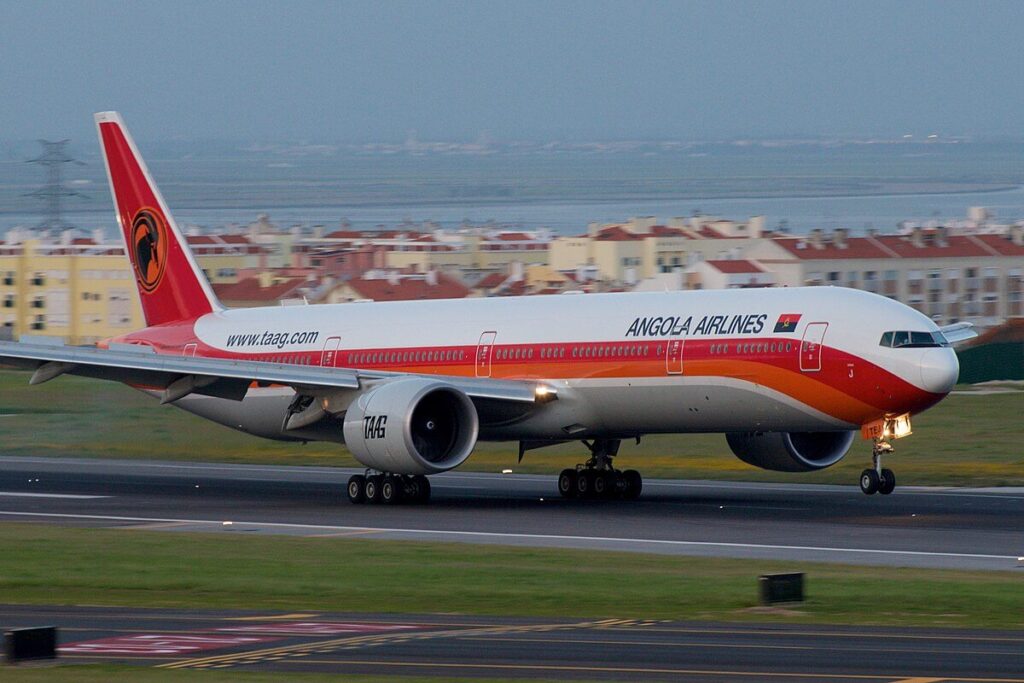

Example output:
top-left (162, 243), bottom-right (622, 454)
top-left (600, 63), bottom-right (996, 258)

top-left (0, 241), bottom-right (143, 345)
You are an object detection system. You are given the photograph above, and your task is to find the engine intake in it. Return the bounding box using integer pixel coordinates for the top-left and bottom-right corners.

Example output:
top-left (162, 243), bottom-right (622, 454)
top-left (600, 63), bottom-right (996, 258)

top-left (343, 378), bottom-right (479, 475)
top-left (726, 430), bottom-right (855, 472)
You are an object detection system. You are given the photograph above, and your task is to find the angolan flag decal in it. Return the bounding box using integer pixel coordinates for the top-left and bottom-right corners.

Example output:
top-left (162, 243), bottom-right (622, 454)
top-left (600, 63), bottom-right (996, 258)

top-left (773, 313), bottom-right (802, 333)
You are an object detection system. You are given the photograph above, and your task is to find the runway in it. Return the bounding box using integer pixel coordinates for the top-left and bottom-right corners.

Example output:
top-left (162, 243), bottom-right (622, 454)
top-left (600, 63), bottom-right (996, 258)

top-left (3, 604), bottom-right (1023, 681)
top-left (0, 455), bottom-right (1022, 570)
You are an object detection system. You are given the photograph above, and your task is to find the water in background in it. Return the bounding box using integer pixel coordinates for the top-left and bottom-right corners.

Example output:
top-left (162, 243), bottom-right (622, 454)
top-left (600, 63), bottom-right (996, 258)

top-left (1, 140), bottom-right (1022, 237)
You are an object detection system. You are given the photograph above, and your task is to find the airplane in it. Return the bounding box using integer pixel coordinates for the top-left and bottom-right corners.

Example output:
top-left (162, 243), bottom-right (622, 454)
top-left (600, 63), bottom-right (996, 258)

top-left (0, 112), bottom-right (976, 505)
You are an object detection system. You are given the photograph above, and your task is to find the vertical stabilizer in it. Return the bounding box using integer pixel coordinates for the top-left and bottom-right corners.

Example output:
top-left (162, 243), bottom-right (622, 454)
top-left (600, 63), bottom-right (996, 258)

top-left (95, 111), bottom-right (220, 326)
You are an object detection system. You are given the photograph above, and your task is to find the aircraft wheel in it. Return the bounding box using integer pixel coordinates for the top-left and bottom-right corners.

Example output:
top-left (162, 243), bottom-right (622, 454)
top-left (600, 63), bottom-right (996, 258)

top-left (412, 475), bottom-right (431, 503)
top-left (365, 475), bottom-right (383, 503)
top-left (622, 469), bottom-right (643, 500)
top-left (347, 475), bottom-right (366, 504)
top-left (592, 471), bottom-right (610, 498)
top-left (558, 469), bottom-right (578, 498)
top-left (575, 470), bottom-right (592, 498)
top-left (859, 469), bottom-right (879, 495)
top-left (878, 468), bottom-right (896, 495)
top-left (380, 476), bottom-right (401, 505)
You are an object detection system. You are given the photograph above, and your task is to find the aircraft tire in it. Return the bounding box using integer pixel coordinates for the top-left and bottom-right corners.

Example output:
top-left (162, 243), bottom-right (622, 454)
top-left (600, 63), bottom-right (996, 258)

top-left (859, 469), bottom-right (879, 495)
top-left (575, 470), bottom-right (592, 498)
top-left (365, 475), bottom-right (383, 503)
top-left (380, 476), bottom-right (400, 505)
top-left (558, 469), bottom-right (578, 498)
top-left (878, 468), bottom-right (896, 495)
top-left (347, 475), bottom-right (366, 504)
top-left (413, 475), bottom-right (431, 503)
top-left (622, 470), bottom-right (643, 500)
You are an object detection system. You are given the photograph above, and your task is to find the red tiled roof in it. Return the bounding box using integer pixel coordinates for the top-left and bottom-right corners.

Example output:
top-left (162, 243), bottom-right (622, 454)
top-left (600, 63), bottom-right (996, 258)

top-left (345, 274), bottom-right (468, 301)
top-left (474, 272), bottom-right (508, 289)
top-left (965, 318), bottom-right (1024, 347)
top-left (971, 234), bottom-right (1024, 256)
top-left (494, 232), bottom-right (531, 241)
top-left (593, 226), bottom-right (644, 242)
top-left (213, 277), bottom-right (307, 302)
top-left (705, 259), bottom-right (764, 274)
top-left (70, 237), bottom-right (97, 245)
top-left (649, 225), bottom-right (688, 237)
top-left (774, 232), bottom-right (1024, 260)
top-left (875, 234), bottom-right (992, 259)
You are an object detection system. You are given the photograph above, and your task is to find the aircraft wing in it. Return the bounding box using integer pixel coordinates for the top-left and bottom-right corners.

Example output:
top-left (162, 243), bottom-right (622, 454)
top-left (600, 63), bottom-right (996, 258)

top-left (0, 338), bottom-right (544, 406)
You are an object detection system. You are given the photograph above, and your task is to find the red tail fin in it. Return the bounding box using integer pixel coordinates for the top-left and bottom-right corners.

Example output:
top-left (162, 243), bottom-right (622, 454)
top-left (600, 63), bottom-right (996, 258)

top-left (95, 111), bottom-right (220, 326)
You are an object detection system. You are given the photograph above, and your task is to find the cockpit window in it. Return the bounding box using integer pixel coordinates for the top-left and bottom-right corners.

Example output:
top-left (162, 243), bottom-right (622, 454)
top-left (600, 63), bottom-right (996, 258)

top-left (879, 330), bottom-right (948, 348)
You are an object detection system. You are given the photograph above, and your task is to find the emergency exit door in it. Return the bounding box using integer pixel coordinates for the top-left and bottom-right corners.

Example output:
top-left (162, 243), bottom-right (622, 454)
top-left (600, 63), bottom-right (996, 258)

top-left (800, 322), bottom-right (828, 372)
top-left (476, 331), bottom-right (497, 378)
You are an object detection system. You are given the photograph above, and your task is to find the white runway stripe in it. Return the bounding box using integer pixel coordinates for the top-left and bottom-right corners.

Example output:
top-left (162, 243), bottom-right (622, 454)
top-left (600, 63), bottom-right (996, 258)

top-left (0, 492), bottom-right (110, 499)
top-left (0, 510), bottom-right (1015, 563)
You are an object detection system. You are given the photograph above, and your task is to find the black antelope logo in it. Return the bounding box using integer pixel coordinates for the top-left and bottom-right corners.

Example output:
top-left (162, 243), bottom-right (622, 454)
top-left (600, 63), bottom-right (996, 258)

top-left (130, 208), bottom-right (168, 292)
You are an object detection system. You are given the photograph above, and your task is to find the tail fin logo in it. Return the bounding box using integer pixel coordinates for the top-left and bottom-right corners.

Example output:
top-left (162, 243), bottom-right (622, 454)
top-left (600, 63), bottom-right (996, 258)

top-left (131, 208), bottom-right (168, 293)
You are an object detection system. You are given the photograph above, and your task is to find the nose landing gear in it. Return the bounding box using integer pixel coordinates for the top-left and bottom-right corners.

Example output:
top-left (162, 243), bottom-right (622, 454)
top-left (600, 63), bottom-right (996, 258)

top-left (557, 439), bottom-right (643, 500)
top-left (860, 439), bottom-right (896, 495)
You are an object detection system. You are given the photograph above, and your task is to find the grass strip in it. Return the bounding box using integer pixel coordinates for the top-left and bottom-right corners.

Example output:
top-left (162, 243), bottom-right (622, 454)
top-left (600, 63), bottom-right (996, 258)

top-left (0, 523), bottom-right (1021, 630)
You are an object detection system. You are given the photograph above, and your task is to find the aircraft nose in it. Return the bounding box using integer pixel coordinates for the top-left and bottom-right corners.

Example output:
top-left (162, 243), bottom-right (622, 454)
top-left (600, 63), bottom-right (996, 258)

top-left (919, 347), bottom-right (959, 394)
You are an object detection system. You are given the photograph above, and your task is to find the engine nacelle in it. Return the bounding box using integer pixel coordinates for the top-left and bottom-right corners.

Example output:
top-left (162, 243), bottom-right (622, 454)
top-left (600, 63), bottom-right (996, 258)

top-left (342, 378), bottom-right (479, 475)
top-left (726, 430), bottom-right (855, 472)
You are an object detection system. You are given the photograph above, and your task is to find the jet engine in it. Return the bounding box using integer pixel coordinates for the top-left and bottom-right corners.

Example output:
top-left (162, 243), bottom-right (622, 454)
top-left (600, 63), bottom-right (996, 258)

top-left (342, 378), bottom-right (479, 475)
top-left (726, 430), bottom-right (855, 472)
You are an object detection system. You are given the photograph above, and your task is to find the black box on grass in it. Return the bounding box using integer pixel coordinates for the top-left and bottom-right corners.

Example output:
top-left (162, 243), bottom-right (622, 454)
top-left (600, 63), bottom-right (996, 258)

top-left (4, 626), bottom-right (57, 663)
top-left (759, 573), bottom-right (804, 605)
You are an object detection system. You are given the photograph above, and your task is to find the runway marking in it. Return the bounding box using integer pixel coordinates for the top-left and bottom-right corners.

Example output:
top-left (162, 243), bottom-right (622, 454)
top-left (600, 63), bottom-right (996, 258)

top-left (308, 530), bottom-right (379, 539)
top-left (128, 522), bottom-right (190, 530)
top-left (0, 510), bottom-right (1017, 565)
top-left (0, 491), bottom-right (109, 499)
top-left (61, 634), bottom-right (278, 656)
top-left (278, 659), bottom-right (1024, 682)
top-left (461, 635), bottom-right (1018, 657)
top-left (226, 613), bottom-right (320, 621)
top-left (160, 618), bottom-right (627, 670)
top-left (602, 624), bottom-right (1024, 643)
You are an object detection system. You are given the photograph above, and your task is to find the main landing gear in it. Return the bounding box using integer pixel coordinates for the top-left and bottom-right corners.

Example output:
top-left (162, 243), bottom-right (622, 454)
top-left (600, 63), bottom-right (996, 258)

top-left (859, 439), bottom-right (896, 496)
top-left (557, 439), bottom-right (643, 500)
top-left (347, 472), bottom-right (431, 505)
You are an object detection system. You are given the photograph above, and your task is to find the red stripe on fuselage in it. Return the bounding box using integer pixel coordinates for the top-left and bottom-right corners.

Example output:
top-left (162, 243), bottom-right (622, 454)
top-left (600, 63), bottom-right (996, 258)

top-left (107, 326), bottom-right (943, 428)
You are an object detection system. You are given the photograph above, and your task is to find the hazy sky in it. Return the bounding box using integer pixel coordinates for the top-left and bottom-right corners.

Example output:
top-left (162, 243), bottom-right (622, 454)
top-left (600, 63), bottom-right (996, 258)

top-left (2, 0), bottom-right (1022, 142)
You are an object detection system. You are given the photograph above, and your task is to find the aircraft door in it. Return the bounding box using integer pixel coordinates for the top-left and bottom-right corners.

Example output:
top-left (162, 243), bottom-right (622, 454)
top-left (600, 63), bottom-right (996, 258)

top-left (183, 343), bottom-right (197, 357)
top-left (476, 331), bottom-right (497, 378)
top-left (665, 338), bottom-right (684, 375)
top-left (800, 322), bottom-right (828, 372)
top-left (320, 336), bottom-right (342, 367)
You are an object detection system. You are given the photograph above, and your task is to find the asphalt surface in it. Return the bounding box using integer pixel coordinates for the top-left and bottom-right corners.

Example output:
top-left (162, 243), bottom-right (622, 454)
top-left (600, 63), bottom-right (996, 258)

top-left (3, 604), bottom-right (1023, 681)
top-left (0, 456), bottom-right (1022, 570)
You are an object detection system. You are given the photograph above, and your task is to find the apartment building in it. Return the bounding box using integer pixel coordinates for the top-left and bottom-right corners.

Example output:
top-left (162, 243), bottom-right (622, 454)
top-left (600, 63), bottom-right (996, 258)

top-left (0, 234), bottom-right (142, 345)
top-left (303, 227), bottom-right (550, 274)
top-left (750, 227), bottom-right (1024, 326)
top-left (549, 215), bottom-right (770, 283)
